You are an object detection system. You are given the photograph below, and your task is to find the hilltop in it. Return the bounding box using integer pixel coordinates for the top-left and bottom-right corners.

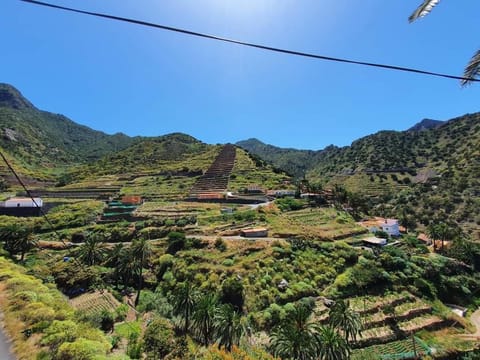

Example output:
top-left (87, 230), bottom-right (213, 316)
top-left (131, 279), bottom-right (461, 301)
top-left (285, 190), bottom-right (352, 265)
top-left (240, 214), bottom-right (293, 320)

top-left (236, 138), bottom-right (327, 178)
top-left (407, 118), bottom-right (444, 132)
top-left (0, 83), bottom-right (136, 181)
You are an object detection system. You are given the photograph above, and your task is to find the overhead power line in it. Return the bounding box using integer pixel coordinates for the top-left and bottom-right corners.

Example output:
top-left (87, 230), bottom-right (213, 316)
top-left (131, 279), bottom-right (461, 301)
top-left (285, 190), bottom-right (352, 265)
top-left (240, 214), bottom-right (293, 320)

top-left (21, 0), bottom-right (479, 83)
top-left (0, 150), bottom-right (73, 252)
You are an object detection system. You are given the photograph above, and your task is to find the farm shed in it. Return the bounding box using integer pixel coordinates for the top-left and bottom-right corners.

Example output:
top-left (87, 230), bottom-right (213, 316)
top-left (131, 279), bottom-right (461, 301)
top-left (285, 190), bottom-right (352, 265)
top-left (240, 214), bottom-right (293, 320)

top-left (241, 228), bottom-right (268, 238)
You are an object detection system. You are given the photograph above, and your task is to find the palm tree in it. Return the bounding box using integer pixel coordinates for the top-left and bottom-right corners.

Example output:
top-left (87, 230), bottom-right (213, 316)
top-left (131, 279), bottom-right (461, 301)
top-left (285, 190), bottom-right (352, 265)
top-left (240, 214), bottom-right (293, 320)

top-left (2, 225), bottom-right (37, 261)
top-left (131, 237), bottom-right (152, 307)
top-left (270, 303), bottom-right (320, 360)
top-left (15, 232), bottom-right (38, 262)
top-left (214, 303), bottom-right (244, 352)
top-left (409, 0), bottom-right (480, 85)
top-left (328, 299), bottom-right (362, 344)
top-left (427, 222), bottom-right (455, 253)
top-left (116, 247), bottom-right (137, 288)
top-left (436, 223), bottom-right (456, 253)
top-left (105, 243), bottom-right (124, 286)
top-left (427, 223), bottom-right (441, 252)
top-left (76, 233), bottom-right (106, 266)
top-left (192, 292), bottom-right (218, 346)
top-left (317, 326), bottom-right (350, 360)
top-left (171, 281), bottom-right (198, 335)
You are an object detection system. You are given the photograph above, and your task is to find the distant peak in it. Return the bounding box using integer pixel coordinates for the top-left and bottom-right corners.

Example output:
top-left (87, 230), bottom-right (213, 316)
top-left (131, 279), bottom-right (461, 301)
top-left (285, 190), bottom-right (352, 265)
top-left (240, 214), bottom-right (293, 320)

top-left (408, 118), bottom-right (443, 132)
top-left (0, 83), bottom-right (35, 110)
top-left (236, 138), bottom-right (266, 146)
top-left (158, 132), bottom-right (201, 143)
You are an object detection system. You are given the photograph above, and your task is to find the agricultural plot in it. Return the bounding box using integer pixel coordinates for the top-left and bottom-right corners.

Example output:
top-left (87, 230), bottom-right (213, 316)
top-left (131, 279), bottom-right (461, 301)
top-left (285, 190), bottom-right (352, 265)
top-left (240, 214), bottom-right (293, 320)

top-left (69, 290), bottom-right (120, 315)
top-left (121, 175), bottom-right (197, 201)
top-left (229, 149), bottom-right (292, 192)
top-left (398, 315), bottom-right (445, 333)
top-left (357, 326), bottom-right (396, 344)
top-left (319, 292), bottom-right (451, 351)
top-left (329, 173), bottom-right (412, 197)
top-left (268, 207), bottom-right (367, 240)
top-left (350, 292), bottom-right (415, 314)
top-left (352, 338), bottom-right (432, 360)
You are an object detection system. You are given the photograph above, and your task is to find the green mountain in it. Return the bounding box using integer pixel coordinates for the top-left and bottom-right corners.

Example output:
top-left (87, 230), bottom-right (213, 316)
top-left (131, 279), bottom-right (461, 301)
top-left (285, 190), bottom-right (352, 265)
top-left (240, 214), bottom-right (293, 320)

top-left (0, 83), bottom-right (136, 180)
top-left (239, 114), bottom-right (480, 238)
top-left (236, 138), bottom-right (330, 178)
top-left (70, 132), bottom-right (218, 179)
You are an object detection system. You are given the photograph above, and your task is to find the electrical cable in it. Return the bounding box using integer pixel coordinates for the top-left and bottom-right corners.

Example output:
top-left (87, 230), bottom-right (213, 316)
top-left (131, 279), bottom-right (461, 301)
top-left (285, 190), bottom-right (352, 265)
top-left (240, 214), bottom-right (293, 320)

top-left (0, 150), bottom-right (146, 312)
top-left (20, 0), bottom-right (479, 83)
top-left (0, 150), bottom-right (86, 265)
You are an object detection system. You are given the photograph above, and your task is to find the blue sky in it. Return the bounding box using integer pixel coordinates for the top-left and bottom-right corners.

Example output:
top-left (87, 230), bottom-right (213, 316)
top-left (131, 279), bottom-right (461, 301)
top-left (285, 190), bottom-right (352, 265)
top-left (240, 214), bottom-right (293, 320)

top-left (1, 0), bottom-right (479, 149)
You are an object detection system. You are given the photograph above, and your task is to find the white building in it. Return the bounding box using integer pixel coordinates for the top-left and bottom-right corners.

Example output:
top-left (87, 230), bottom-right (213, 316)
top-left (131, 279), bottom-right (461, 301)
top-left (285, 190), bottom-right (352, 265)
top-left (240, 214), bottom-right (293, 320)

top-left (2, 197), bottom-right (43, 208)
top-left (360, 217), bottom-right (400, 237)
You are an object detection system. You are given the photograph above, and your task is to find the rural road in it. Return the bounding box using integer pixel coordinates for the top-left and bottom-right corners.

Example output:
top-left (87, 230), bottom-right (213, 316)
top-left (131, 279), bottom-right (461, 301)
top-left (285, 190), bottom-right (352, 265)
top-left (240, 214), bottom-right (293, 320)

top-left (0, 326), bottom-right (15, 360)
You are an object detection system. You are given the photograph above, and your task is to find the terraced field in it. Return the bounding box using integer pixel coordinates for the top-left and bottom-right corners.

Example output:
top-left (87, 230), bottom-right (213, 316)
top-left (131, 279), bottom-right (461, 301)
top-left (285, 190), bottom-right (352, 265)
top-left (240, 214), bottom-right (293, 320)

top-left (314, 291), bottom-right (459, 357)
top-left (229, 148), bottom-right (292, 192)
top-left (69, 290), bottom-right (120, 315)
top-left (189, 144), bottom-right (237, 199)
top-left (329, 173), bottom-right (411, 197)
top-left (268, 207), bottom-right (367, 240)
top-left (352, 337), bottom-right (432, 359)
top-left (121, 175), bottom-right (197, 201)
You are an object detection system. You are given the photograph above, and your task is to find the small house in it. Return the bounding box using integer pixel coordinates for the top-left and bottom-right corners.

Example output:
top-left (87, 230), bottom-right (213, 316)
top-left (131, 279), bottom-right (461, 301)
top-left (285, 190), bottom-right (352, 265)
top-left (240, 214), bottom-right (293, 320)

top-left (359, 217), bottom-right (400, 237)
top-left (0, 197), bottom-right (43, 216)
top-left (379, 219), bottom-right (400, 236)
top-left (241, 228), bottom-right (268, 238)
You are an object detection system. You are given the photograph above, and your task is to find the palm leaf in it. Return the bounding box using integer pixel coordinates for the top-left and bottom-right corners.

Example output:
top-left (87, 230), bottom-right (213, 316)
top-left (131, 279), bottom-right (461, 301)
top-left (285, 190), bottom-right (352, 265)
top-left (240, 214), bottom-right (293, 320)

top-left (409, 0), bottom-right (441, 23)
top-left (462, 49), bottom-right (480, 86)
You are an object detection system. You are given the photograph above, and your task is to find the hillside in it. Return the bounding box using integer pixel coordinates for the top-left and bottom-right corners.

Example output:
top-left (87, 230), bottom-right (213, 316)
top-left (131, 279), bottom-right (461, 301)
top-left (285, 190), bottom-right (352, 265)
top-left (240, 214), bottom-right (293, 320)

top-left (238, 114), bottom-right (480, 237)
top-left (0, 83), bottom-right (136, 180)
top-left (236, 138), bottom-right (328, 178)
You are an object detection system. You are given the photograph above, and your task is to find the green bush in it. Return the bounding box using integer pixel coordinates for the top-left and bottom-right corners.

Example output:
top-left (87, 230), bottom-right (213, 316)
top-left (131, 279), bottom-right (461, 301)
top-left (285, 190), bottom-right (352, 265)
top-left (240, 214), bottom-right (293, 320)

top-left (57, 338), bottom-right (110, 359)
top-left (214, 237), bottom-right (227, 252)
top-left (143, 318), bottom-right (175, 359)
top-left (275, 198), bottom-right (305, 212)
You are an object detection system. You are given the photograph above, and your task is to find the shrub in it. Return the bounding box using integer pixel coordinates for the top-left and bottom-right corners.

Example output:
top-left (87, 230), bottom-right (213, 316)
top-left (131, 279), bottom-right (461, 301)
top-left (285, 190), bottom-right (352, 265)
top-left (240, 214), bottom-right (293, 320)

top-left (114, 304), bottom-right (129, 322)
top-left (167, 231), bottom-right (186, 254)
top-left (222, 259), bottom-right (234, 267)
top-left (157, 254), bottom-right (175, 280)
top-left (57, 338), bottom-right (110, 359)
top-left (221, 277), bottom-right (244, 311)
top-left (143, 318), bottom-right (175, 358)
top-left (215, 237), bottom-right (227, 252)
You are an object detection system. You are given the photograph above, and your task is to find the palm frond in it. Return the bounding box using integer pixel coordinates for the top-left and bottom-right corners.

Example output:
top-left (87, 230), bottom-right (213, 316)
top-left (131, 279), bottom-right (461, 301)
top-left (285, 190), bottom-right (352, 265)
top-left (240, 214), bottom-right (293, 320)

top-left (462, 49), bottom-right (480, 86)
top-left (409, 0), bottom-right (441, 23)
